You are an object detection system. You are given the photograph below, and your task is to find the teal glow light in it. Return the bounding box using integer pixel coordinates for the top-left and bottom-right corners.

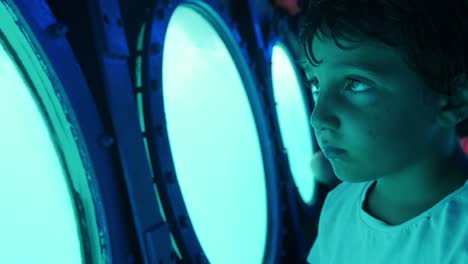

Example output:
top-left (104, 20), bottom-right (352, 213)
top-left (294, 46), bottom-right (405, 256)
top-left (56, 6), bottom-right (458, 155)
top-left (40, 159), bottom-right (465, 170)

top-left (162, 4), bottom-right (268, 264)
top-left (0, 39), bottom-right (82, 262)
top-left (271, 43), bottom-right (316, 204)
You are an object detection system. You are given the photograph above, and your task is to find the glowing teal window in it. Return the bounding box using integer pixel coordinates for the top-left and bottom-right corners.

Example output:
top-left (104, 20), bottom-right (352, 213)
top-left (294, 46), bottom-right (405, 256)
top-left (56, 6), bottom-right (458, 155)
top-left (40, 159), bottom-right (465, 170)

top-left (271, 43), bottom-right (316, 205)
top-left (0, 37), bottom-right (81, 262)
top-left (162, 4), bottom-right (268, 263)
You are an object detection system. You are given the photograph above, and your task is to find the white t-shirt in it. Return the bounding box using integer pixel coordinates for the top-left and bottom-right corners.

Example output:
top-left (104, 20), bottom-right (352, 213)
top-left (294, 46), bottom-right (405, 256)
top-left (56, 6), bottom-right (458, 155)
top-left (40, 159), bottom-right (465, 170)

top-left (307, 180), bottom-right (468, 263)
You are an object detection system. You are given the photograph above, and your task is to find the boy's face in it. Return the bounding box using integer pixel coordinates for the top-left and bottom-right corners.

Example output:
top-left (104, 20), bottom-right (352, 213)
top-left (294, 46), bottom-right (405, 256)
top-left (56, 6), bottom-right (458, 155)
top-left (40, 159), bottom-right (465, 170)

top-left (303, 33), bottom-right (444, 183)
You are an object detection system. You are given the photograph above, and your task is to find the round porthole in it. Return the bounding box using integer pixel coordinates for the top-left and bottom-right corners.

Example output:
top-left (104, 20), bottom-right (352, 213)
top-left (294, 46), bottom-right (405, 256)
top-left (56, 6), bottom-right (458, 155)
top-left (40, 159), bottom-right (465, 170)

top-left (0, 1), bottom-right (110, 263)
top-left (271, 42), bottom-right (316, 205)
top-left (162, 5), bottom-right (268, 263)
top-left (139, 1), bottom-right (283, 262)
top-left (0, 30), bottom-right (82, 264)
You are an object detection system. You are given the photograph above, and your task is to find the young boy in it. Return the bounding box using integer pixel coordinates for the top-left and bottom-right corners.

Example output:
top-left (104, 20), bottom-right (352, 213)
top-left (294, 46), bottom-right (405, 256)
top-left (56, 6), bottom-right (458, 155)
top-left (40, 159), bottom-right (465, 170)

top-left (298, 0), bottom-right (468, 263)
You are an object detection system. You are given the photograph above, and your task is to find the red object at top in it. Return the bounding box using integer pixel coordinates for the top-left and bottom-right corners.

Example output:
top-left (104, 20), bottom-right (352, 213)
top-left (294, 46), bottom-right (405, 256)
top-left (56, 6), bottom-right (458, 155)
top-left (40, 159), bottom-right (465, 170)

top-left (274, 0), bottom-right (301, 16)
top-left (460, 137), bottom-right (468, 155)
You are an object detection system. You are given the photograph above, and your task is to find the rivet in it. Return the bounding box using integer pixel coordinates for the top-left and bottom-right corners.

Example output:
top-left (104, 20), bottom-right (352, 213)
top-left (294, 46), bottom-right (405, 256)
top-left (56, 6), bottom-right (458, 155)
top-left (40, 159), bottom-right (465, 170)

top-left (117, 18), bottom-right (123, 27)
top-left (99, 135), bottom-right (115, 148)
top-left (134, 86), bottom-right (142, 94)
top-left (48, 23), bottom-right (68, 37)
top-left (218, 3), bottom-right (225, 12)
top-left (155, 9), bottom-right (165, 19)
top-left (103, 15), bottom-right (110, 25)
top-left (240, 41), bottom-right (246, 49)
top-left (161, 0), bottom-right (170, 8)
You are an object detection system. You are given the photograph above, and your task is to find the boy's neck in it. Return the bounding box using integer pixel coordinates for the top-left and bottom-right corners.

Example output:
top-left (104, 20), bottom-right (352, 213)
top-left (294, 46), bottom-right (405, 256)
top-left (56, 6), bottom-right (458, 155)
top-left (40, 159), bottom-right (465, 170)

top-left (372, 145), bottom-right (468, 210)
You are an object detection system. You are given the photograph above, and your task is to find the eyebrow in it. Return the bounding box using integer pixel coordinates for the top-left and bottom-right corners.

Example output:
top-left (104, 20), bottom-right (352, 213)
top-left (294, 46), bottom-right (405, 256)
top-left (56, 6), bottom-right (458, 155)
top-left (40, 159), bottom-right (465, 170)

top-left (302, 60), bottom-right (389, 77)
top-left (341, 61), bottom-right (387, 71)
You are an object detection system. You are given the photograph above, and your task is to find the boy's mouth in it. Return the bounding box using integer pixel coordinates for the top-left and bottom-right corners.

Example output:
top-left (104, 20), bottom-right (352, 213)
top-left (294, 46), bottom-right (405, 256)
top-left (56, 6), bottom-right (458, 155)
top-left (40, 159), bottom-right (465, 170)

top-left (322, 146), bottom-right (347, 159)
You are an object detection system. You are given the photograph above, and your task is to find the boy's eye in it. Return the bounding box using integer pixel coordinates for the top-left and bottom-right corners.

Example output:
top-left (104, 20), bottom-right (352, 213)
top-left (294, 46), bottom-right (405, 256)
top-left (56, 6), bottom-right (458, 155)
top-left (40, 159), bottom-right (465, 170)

top-left (307, 77), bottom-right (373, 100)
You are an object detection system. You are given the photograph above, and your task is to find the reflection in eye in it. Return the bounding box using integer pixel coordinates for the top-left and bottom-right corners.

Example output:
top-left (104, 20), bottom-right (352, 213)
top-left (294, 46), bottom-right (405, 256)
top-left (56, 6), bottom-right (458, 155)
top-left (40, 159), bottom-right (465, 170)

top-left (307, 78), bottom-right (319, 100)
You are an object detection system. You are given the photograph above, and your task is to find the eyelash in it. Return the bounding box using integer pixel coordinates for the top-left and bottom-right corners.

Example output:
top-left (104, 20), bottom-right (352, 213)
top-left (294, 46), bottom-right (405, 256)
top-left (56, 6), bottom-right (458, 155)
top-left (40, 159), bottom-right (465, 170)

top-left (307, 77), bottom-right (373, 96)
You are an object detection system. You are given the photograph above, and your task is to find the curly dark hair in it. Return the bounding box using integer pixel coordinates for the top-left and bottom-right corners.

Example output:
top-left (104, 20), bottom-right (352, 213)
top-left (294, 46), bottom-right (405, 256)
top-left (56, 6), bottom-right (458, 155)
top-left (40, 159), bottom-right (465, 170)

top-left (298, 0), bottom-right (468, 96)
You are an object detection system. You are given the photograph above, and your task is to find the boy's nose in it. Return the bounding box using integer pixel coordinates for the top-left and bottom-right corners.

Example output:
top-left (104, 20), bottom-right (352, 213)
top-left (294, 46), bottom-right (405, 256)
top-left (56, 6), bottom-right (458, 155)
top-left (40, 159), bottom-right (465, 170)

top-left (309, 102), bottom-right (339, 133)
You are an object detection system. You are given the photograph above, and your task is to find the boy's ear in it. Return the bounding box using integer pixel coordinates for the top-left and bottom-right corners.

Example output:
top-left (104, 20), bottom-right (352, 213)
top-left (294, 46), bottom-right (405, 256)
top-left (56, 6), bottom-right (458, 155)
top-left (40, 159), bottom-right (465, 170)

top-left (437, 73), bottom-right (468, 127)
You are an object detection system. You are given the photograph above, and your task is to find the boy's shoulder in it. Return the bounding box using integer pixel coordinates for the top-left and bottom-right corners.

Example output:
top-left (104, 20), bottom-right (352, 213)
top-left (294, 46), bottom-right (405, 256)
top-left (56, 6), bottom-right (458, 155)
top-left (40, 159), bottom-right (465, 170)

top-left (320, 181), bottom-right (372, 217)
